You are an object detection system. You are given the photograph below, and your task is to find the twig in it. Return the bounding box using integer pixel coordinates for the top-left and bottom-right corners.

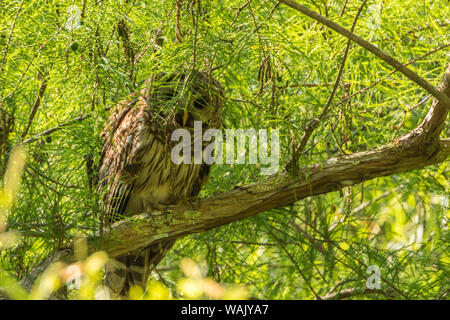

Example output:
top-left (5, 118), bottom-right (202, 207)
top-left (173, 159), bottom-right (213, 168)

top-left (175, 0), bottom-right (184, 42)
top-left (134, 5), bottom-right (176, 64)
top-left (0, 0), bottom-right (26, 74)
top-left (28, 164), bottom-right (80, 190)
top-left (278, 82), bottom-right (337, 88)
top-left (230, 0), bottom-right (253, 27)
top-left (353, 188), bottom-right (398, 214)
top-left (438, 288), bottom-right (450, 300)
top-left (331, 42), bottom-right (450, 110)
top-left (3, 27), bottom-right (63, 101)
top-left (340, 0), bottom-right (349, 17)
top-left (22, 114), bottom-right (90, 144)
top-left (289, 220), bottom-right (326, 253)
top-left (81, 0), bottom-right (87, 19)
top-left (21, 75), bottom-right (48, 139)
top-left (320, 287), bottom-right (396, 300)
top-left (267, 227), bottom-right (321, 299)
top-left (231, 98), bottom-right (265, 110)
top-left (288, 0), bottom-right (368, 169)
top-left (278, 0), bottom-right (450, 108)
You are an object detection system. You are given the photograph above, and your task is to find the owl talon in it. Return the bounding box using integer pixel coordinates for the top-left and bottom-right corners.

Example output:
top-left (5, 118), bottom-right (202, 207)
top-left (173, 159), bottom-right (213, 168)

top-left (188, 196), bottom-right (200, 211)
top-left (100, 71), bottom-right (223, 298)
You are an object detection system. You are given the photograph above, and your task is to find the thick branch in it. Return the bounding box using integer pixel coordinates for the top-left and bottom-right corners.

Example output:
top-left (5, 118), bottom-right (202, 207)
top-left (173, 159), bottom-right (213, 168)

top-left (12, 56), bottom-right (450, 297)
top-left (399, 64), bottom-right (450, 145)
top-left (95, 137), bottom-right (449, 258)
top-left (95, 60), bottom-right (449, 258)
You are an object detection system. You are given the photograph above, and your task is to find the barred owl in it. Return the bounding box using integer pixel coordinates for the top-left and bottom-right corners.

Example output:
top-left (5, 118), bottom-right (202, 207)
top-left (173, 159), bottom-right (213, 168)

top-left (98, 71), bottom-right (224, 298)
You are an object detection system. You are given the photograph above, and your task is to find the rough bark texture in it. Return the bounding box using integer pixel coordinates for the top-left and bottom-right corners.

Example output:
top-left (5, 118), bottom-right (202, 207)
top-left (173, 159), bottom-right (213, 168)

top-left (92, 64), bottom-right (449, 258)
top-left (4, 43), bottom-right (448, 299)
top-left (0, 1), bottom-right (448, 301)
top-left (96, 139), bottom-right (449, 258)
top-left (11, 64), bottom-right (450, 276)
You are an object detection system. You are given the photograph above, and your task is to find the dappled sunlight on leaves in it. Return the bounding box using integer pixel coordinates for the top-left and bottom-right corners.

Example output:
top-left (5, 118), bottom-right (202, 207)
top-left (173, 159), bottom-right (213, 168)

top-left (175, 258), bottom-right (248, 300)
top-left (143, 280), bottom-right (170, 300)
top-left (0, 0), bottom-right (449, 300)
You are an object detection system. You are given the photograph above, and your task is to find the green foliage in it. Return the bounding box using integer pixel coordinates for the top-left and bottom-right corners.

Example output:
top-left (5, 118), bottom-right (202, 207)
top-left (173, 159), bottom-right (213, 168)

top-left (0, 0), bottom-right (449, 299)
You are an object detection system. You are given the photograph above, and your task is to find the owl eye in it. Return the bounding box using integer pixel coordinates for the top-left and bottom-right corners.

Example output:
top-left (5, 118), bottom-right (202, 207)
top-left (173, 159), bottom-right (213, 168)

top-left (193, 96), bottom-right (207, 109)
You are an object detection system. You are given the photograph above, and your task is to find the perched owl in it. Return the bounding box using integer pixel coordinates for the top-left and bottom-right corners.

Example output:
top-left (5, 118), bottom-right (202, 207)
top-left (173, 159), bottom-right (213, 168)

top-left (98, 71), bottom-right (224, 298)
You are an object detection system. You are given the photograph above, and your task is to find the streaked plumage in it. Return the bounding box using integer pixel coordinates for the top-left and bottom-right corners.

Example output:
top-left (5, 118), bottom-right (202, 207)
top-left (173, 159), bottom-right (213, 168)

top-left (98, 71), bottom-right (224, 298)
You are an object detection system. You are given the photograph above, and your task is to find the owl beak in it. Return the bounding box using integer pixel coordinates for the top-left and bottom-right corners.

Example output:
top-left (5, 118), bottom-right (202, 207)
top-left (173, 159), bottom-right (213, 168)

top-left (182, 109), bottom-right (189, 126)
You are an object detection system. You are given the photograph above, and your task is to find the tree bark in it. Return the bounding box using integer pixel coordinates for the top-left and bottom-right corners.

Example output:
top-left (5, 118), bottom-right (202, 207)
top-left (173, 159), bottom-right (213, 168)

top-left (15, 64), bottom-right (450, 293)
top-left (90, 63), bottom-right (449, 258)
top-left (97, 137), bottom-right (449, 258)
top-left (7, 14), bottom-right (449, 296)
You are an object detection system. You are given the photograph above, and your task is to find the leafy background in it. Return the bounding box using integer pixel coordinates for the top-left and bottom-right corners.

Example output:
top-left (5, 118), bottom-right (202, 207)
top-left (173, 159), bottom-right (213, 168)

top-left (0, 0), bottom-right (449, 299)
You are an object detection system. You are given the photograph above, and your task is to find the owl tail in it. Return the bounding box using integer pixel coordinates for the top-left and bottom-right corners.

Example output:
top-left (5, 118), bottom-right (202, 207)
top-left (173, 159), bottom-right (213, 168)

top-left (104, 239), bottom-right (176, 299)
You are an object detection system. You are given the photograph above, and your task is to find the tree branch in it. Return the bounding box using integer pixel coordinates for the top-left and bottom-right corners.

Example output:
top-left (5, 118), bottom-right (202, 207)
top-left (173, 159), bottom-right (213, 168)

top-left (89, 64), bottom-right (449, 258)
top-left (13, 59), bottom-right (450, 297)
top-left (0, 0), bottom-right (26, 75)
top-left (289, 0), bottom-right (368, 168)
top-left (21, 75), bottom-right (48, 140)
top-left (95, 137), bottom-right (449, 258)
top-left (277, 0), bottom-right (450, 109)
top-left (22, 114), bottom-right (90, 144)
top-left (320, 287), bottom-right (396, 300)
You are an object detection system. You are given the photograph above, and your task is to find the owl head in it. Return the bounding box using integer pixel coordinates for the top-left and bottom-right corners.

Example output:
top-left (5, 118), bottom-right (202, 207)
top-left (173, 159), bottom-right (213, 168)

top-left (142, 70), bottom-right (224, 131)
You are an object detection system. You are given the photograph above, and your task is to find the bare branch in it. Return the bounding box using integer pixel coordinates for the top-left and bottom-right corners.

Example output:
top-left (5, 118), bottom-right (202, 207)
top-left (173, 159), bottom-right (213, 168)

top-left (320, 287), bottom-right (396, 300)
top-left (278, 0), bottom-right (450, 109)
top-left (22, 114), bottom-right (90, 144)
top-left (21, 75), bottom-right (48, 139)
top-left (289, 0), bottom-right (368, 168)
top-left (0, 0), bottom-right (26, 74)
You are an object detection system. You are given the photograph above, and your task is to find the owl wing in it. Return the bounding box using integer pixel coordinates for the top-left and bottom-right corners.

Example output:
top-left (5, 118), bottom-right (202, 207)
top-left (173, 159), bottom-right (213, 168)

top-left (189, 163), bottom-right (211, 197)
top-left (98, 94), bottom-right (150, 223)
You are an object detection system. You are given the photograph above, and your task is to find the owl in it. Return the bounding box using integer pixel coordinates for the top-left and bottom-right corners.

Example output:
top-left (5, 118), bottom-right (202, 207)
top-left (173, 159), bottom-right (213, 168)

top-left (98, 71), bottom-right (224, 298)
